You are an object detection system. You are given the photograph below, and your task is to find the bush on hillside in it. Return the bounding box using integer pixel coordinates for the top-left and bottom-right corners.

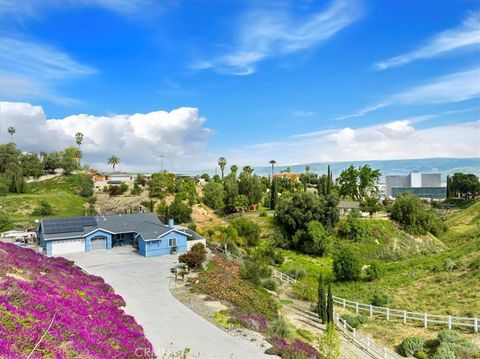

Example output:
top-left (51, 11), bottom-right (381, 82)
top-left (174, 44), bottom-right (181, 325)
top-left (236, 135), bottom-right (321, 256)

top-left (366, 261), bottom-right (383, 281)
top-left (168, 199), bottom-right (192, 224)
top-left (437, 330), bottom-right (460, 344)
top-left (399, 336), bottom-right (425, 357)
top-left (391, 193), bottom-right (446, 236)
top-left (333, 246), bottom-right (362, 281)
top-left (371, 292), bottom-right (391, 307)
top-left (32, 200), bottom-right (54, 216)
top-left (178, 243), bottom-right (206, 270)
top-left (340, 315), bottom-right (368, 329)
top-left (0, 214), bottom-right (11, 231)
top-left (286, 267), bottom-right (307, 280)
top-left (431, 343), bottom-right (455, 359)
top-left (241, 256), bottom-right (272, 286)
top-left (229, 217), bottom-right (261, 246)
top-left (270, 317), bottom-right (290, 338)
top-left (338, 211), bottom-right (370, 241)
top-left (262, 278), bottom-right (278, 291)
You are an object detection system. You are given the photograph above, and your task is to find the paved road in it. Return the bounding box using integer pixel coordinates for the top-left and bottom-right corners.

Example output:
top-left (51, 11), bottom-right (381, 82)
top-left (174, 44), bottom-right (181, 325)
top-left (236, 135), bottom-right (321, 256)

top-left (63, 248), bottom-right (271, 359)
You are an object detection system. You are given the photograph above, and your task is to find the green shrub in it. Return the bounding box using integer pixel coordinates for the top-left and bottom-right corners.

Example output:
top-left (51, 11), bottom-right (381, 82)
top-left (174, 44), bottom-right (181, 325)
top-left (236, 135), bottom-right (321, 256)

top-left (333, 246), bottom-right (362, 281)
top-left (241, 257), bottom-right (272, 286)
top-left (366, 261), bottom-right (383, 281)
top-left (296, 328), bottom-right (314, 341)
top-left (32, 200), bottom-right (54, 216)
top-left (287, 268), bottom-right (307, 280)
top-left (270, 317), bottom-right (290, 338)
top-left (431, 343), bottom-right (455, 359)
top-left (443, 259), bottom-right (458, 272)
top-left (293, 277), bottom-right (317, 302)
top-left (414, 351), bottom-right (428, 359)
top-left (262, 278), bottom-right (278, 291)
top-left (338, 211), bottom-right (370, 241)
top-left (371, 292), bottom-right (392, 307)
top-left (259, 211), bottom-right (268, 217)
top-left (230, 217), bottom-right (261, 246)
top-left (437, 330), bottom-right (460, 344)
top-left (341, 315), bottom-right (368, 329)
top-left (0, 214), bottom-right (11, 231)
top-left (452, 341), bottom-right (480, 358)
top-left (399, 336), bottom-right (425, 357)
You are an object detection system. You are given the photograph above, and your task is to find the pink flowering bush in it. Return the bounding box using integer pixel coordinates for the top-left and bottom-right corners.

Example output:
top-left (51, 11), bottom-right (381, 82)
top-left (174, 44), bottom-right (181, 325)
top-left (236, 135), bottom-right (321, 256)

top-left (266, 337), bottom-right (321, 359)
top-left (0, 242), bottom-right (153, 358)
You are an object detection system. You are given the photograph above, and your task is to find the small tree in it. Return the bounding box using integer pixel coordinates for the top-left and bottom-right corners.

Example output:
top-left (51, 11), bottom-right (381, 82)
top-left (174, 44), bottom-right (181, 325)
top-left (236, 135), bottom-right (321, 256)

top-left (360, 196), bottom-right (381, 218)
top-left (318, 323), bottom-right (341, 359)
top-left (179, 243), bottom-right (206, 270)
top-left (333, 246), bottom-right (362, 281)
top-left (32, 200), bottom-right (54, 216)
top-left (317, 274), bottom-right (327, 323)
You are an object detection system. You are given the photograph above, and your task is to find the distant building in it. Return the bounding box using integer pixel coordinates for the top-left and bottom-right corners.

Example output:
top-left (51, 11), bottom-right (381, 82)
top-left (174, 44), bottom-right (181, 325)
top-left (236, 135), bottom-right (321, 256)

top-left (386, 172), bottom-right (446, 199)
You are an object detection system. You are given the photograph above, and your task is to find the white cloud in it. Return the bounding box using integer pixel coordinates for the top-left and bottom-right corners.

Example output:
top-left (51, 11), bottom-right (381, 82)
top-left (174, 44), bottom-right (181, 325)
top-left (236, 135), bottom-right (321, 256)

top-left (227, 118), bottom-right (480, 166)
top-left (0, 102), bottom-right (214, 171)
top-left (335, 67), bottom-right (480, 120)
top-left (192, 0), bottom-right (362, 75)
top-left (0, 37), bottom-right (96, 103)
top-left (392, 68), bottom-right (480, 104)
top-left (375, 12), bottom-right (480, 70)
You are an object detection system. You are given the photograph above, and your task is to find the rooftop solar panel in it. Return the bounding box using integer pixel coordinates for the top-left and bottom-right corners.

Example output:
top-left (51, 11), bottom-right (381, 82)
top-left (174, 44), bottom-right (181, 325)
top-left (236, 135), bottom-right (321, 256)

top-left (43, 216), bottom-right (97, 235)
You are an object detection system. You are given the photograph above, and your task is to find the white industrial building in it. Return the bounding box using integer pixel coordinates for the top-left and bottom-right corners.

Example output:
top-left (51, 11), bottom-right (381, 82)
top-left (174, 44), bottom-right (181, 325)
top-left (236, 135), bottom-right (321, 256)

top-left (386, 172), bottom-right (445, 199)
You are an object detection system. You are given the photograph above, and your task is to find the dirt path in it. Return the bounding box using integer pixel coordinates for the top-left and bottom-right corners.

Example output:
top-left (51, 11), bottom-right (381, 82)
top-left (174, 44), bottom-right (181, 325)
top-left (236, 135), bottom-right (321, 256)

top-left (279, 288), bottom-right (370, 359)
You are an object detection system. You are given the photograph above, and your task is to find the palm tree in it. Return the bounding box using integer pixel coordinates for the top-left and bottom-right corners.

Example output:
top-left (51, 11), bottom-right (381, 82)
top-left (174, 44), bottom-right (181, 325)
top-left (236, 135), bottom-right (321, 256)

top-left (218, 157), bottom-right (227, 180)
top-left (75, 132), bottom-right (84, 147)
top-left (7, 126), bottom-right (15, 138)
top-left (108, 155), bottom-right (120, 172)
top-left (269, 160), bottom-right (276, 181)
top-left (75, 132), bottom-right (84, 167)
top-left (230, 164), bottom-right (238, 178)
top-left (305, 165), bottom-right (311, 173)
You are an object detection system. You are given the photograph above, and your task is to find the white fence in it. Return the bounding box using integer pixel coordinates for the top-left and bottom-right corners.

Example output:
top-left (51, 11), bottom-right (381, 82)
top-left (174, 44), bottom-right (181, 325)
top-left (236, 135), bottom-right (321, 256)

top-left (334, 312), bottom-right (403, 359)
top-left (333, 296), bottom-right (478, 333)
top-left (218, 249), bottom-right (479, 333)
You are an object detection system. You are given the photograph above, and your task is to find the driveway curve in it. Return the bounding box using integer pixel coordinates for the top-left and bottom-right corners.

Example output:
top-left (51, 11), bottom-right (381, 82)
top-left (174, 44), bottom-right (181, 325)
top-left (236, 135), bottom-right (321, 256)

top-left (63, 247), bottom-right (271, 358)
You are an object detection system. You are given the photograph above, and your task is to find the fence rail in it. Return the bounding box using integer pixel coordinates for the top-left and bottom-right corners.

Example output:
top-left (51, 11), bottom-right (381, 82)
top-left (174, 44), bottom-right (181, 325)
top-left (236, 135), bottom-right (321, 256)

top-left (334, 312), bottom-right (403, 359)
top-left (217, 248), bottom-right (479, 333)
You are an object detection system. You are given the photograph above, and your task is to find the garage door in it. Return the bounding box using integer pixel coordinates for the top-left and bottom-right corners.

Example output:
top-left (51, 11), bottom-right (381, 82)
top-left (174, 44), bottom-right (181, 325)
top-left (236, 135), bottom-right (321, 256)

top-left (51, 239), bottom-right (85, 255)
top-left (91, 237), bottom-right (107, 251)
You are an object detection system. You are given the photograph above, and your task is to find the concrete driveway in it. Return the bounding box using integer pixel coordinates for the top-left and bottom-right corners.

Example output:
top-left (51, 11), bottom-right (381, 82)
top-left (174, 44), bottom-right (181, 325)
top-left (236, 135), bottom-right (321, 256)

top-left (63, 247), bottom-right (271, 358)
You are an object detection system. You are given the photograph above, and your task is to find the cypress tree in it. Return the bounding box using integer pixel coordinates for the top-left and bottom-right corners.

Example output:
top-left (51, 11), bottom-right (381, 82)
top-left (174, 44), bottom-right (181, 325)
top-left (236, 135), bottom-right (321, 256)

top-left (326, 165), bottom-right (332, 195)
top-left (327, 283), bottom-right (334, 324)
top-left (270, 178), bottom-right (278, 210)
top-left (317, 274), bottom-right (327, 323)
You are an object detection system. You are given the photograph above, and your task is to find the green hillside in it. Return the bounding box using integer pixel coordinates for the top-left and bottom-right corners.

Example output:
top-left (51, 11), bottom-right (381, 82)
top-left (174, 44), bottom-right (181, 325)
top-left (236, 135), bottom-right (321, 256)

top-left (0, 175), bottom-right (89, 229)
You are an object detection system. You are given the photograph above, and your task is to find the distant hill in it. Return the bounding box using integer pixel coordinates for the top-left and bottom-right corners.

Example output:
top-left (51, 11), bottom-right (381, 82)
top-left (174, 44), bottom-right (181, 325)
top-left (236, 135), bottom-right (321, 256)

top-left (253, 157), bottom-right (480, 181)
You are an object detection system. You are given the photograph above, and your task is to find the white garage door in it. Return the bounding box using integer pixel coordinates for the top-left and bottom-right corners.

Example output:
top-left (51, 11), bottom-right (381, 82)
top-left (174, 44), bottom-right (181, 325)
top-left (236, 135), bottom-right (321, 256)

top-left (52, 239), bottom-right (85, 255)
top-left (91, 237), bottom-right (106, 251)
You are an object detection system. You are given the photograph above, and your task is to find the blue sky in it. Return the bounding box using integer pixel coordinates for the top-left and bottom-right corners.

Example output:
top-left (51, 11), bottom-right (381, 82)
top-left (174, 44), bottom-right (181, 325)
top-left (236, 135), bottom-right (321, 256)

top-left (0, 0), bottom-right (479, 171)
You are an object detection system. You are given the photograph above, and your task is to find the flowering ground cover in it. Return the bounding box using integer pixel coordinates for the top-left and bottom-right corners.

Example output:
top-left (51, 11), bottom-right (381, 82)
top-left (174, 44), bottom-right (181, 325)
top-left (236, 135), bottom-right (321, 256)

top-left (193, 256), bottom-right (322, 358)
top-left (0, 242), bottom-right (153, 358)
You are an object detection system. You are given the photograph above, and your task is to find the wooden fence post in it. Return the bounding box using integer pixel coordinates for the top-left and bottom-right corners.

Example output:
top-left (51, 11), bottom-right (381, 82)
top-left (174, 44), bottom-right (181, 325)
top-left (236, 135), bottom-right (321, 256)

top-left (424, 313), bottom-right (428, 328)
top-left (386, 308), bottom-right (390, 321)
top-left (448, 315), bottom-right (452, 329)
top-left (474, 317), bottom-right (478, 333)
top-left (369, 304), bottom-right (373, 316)
top-left (343, 298), bottom-right (346, 308)
top-left (403, 310), bottom-right (407, 324)
top-left (352, 328), bottom-right (356, 342)
top-left (355, 302), bottom-right (359, 314)
top-left (383, 348), bottom-right (388, 358)
top-left (366, 337), bottom-right (370, 352)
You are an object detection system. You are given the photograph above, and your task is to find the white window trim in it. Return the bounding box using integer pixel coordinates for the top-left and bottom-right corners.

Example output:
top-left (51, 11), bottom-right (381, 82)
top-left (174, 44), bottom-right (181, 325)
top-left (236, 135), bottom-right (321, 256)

top-left (169, 238), bottom-right (176, 247)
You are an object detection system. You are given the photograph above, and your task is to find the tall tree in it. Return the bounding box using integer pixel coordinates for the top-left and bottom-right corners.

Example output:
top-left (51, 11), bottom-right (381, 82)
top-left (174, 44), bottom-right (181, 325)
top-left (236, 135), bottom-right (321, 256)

top-left (230, 164), bottom-right (238, 178)
top-left (317, 274), bottom-right (327, 324)
top-left (338, 164), bottom-right (380, 202)
top-left (75, 132), bottom-right (84, 167)
top-left (108, 155), bottom-right (120, 172)
top-left (305, 165), bottom-right (311, 173)
top-left (326, 165), bottom-right (332, 195)
top-left (7, 126), bottom-right (15, 138)
top-left (270, 177), bottom-right (278, 210)
top-left (327, 283), bottom-right (334, 324)
top-left (218, 157), bottom-right (227, 180)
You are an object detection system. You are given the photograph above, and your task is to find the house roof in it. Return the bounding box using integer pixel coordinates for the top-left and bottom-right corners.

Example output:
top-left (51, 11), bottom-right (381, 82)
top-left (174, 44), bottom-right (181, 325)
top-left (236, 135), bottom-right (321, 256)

top-left (40, 213), bottom-right (166, 240)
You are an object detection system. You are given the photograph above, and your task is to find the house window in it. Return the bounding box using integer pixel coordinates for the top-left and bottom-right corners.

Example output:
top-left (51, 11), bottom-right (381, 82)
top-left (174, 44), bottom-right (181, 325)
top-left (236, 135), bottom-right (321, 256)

top-left (169, 238), bottom-right (176, 247)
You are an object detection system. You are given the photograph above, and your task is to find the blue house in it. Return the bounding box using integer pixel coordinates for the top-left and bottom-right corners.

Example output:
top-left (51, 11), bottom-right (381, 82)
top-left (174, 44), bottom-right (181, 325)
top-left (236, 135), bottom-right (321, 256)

top-left (38, 213), bottom-right (205, 257)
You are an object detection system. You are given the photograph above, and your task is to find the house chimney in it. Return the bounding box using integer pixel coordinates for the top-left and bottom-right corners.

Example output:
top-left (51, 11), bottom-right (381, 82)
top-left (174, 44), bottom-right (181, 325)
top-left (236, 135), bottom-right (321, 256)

top-left (168, 218), bottom-right (174, 228)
